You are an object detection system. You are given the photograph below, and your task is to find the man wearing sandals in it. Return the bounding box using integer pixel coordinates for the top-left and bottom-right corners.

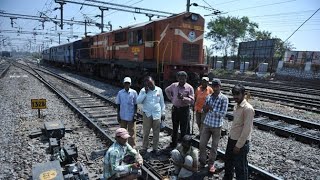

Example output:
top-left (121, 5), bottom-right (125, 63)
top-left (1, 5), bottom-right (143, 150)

top-left (199, 78), bottom-right (228, 173)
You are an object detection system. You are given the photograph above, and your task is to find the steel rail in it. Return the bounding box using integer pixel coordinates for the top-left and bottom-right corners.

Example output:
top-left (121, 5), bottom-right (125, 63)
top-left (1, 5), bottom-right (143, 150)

top-left (14, 62), bottom-right (161, 180)
top-left (0, 62), bottom-right (11, 78)
top-left (30, 63), bottom-right (283, 179)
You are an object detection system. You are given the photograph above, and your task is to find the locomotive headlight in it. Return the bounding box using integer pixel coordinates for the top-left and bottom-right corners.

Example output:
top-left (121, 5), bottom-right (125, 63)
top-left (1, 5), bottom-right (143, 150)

top-left (191, 14), bottom-right (198, 21)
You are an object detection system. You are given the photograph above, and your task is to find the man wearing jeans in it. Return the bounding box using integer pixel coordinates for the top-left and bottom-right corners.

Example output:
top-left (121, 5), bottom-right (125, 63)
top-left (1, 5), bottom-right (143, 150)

top-left (223, 84), bottom-right (254, 180)
top-left (137, 76), bottom-right (165, 155)
top-left (199, 78), bottom-right (228, 173)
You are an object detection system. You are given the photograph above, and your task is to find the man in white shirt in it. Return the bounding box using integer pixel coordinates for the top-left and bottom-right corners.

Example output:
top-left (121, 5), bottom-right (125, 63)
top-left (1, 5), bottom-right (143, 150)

top-left (137, 76), bottom-right (165, 155)
top-left (116, 77), bottom-right (138, 148)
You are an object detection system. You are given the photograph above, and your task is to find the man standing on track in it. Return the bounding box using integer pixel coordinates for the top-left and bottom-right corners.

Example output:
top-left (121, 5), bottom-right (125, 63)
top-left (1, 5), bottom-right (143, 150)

top-left (199, 78), bottom-right (228, 173)
top-left (116, 77), bottom-right (138, 148)
top-left (223, 84), bottom-right (254, 180)
top-left (137, 76), bottom-right (165, 155)
top-left (165, 71), bottom-right (194, 148)
top-left (194, 77), bottom-right (213, 138)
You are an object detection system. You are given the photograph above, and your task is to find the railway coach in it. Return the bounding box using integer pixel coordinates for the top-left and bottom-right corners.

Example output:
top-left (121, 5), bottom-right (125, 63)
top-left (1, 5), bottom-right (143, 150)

top-left (43, 40), bottom-right (83, 68)
top-left (44, 12), bottom-right (209, 88)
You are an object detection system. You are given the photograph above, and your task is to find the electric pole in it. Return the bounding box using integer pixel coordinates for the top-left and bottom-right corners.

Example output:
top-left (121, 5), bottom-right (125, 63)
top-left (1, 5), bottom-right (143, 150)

top-left (55, 1), bottom-right (66, 29)
top-left (58, 33), bottom-right (61, 44)
top-left (84, 20), bottom-right (87, 37)
top-left (186, 0), bottom-right (190, 12)
top-left (99, 7), bottom-right (108, 33)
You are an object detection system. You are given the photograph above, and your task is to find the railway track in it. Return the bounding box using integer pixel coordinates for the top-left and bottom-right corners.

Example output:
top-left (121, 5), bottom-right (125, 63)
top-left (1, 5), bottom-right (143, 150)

top-left (220, 78), bottom-right (320, 97)
top-left (227, 103), bottom-right (320, 147)
top-left (221, 85), bottom-right (320, 114)
top-left (14, 61), bottom-right (282, 180)
top-left (0, 60), bottom-right (11, 78)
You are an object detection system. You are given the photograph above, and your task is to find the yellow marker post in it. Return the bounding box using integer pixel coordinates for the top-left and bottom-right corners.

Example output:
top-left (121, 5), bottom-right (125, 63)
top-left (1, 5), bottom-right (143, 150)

top-left (31, 99), bottom-right (47, 118)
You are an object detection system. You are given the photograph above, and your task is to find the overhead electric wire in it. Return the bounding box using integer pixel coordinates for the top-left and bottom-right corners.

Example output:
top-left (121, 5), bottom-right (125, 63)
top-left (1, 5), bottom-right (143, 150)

top-left (202, 0), bottom-right (214, 8)
top-left (214, 0), bottom-right (241, 6)
top-left (248, 9), bottom-right (317, 18)
top-left (226, 0), bottom-right (296, 13)
top-left (282, 8), bottom-right (320, 43)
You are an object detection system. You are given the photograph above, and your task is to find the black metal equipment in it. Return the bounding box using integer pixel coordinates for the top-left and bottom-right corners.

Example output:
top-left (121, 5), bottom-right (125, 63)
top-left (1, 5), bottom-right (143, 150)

top-left (32, 160), bottom-right (64, 180)
top-left (44, 121), bottom-right (65, 139)
top-left (64, 162), bottom-right (89, 180)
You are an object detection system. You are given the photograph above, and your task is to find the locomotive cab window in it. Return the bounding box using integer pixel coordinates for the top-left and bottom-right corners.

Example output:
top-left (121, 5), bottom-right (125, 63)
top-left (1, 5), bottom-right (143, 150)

top-left (146, 28), bottom-right (153, 41)
top-left (115, 32), bottom-right (126, 42)
top-left (191, 14), bottom-right (198, 21)
top-left (128, 29), bottom-right (143, 45)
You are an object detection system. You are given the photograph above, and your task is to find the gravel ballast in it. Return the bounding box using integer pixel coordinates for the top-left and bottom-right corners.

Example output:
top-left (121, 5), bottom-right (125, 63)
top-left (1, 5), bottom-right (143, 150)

top-left (0, 66), bottom-right (106, 179)
top-left (44, 65), bottom-right (320, 179)
top-left (7, 63), bottom-right (319, 179)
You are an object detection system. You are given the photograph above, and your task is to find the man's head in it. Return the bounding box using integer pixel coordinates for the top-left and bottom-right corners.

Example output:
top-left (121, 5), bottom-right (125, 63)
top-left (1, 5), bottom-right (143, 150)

top-left (176, 71), bottom-right (188, 86)
top-left (211, 78), bottom-right (221, 94)
top-left (144, 76), bottom-right (155, 89)
top-left (232, 84), bottom-right (245, 104)
top-left (123, 77), bottom-right (131, 91)
top-left (115, 128), bottom-right (130, 145)
top-left (181, 135), bottom-right (192, 151)
top-left (201, 77), bottom-right (209, 88)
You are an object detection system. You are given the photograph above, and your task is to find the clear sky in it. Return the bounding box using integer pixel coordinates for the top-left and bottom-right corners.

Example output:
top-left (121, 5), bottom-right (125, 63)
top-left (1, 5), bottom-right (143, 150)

top-left (0, 0), bottom-right (319, 54)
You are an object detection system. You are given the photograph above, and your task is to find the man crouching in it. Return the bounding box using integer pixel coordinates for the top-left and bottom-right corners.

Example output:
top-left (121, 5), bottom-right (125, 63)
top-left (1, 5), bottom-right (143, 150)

top-left (171, 135), bottom-right (199, 179)
top-left (104, 128), bottom-right (143, 180)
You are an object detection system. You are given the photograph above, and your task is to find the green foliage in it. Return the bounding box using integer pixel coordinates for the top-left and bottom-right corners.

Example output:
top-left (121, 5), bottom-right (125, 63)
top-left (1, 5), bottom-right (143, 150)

top-left (206, 16), bottom-right (295, 58)
top-left (206, 16), bottom-right (258, 56)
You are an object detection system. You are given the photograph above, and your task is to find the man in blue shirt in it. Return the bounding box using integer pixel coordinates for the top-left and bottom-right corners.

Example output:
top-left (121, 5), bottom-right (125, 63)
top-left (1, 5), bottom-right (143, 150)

top-left (137, 76), bottom-right (165, 155)
top-left (116, 77), bottom-right (138, 148)
top-left (199, 78), bottom-right (228, 173)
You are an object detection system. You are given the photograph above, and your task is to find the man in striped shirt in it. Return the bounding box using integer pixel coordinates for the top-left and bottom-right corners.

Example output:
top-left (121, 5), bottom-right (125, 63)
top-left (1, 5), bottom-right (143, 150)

top-left (199, 78), bottom-right (228, 173)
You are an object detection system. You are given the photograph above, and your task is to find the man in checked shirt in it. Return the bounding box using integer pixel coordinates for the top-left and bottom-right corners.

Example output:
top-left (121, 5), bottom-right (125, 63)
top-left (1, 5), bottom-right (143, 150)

top-left (199, 78), bottom-right (228, 173)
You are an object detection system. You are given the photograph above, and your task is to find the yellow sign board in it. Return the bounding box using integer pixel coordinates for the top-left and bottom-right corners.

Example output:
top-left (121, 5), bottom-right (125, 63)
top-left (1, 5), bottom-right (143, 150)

top-left (39, 170), bottom-right (57, 180)
top-left (131, 47), bottom-right (140, 54)
top-left (31, 99), bottom-right (47, 109)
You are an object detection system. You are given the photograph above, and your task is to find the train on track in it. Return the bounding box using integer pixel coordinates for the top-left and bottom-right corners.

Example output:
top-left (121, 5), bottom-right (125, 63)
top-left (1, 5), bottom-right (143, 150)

top-left (1, 51), bottom-right (11, 57)
top-left (42, 12), bottom-right (208, 88)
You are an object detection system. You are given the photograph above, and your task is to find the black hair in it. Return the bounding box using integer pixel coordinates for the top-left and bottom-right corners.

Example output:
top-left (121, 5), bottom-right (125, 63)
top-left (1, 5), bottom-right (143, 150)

top-left (144, 76), bottom-right (154, 81)
top-left (232, 84), bottom-right (245, 95)
top-left (176, 71), bottom-right (188, 78)
top-left (182, 135), bottom-right (192, 145)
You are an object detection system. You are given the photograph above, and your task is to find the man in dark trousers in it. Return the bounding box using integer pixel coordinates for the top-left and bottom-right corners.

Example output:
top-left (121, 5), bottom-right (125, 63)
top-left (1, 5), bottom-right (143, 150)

top-left (165, 71), bottom-right (194, 148)
top-left (223, 84), bottom-right (254, 180)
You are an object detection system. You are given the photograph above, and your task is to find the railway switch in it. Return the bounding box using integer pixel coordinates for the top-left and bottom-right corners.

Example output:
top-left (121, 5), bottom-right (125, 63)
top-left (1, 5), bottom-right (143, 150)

top-left (64, 163), bottom-right (89, 180)
top-left (63, 144), bottom-right (78, 164)
top-left (44, 121), bottom-right (65, 139)
top-left (49, 138), bottom-right (60, 154)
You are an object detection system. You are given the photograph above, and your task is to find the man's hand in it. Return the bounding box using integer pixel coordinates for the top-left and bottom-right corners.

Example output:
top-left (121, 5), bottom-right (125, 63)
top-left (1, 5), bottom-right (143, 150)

top-left (203, 104), bottom-right (212, 112)
top-left (233, 146), bottom-right (241, 154)
top-left (132, 163), bottom-right (141, 169)
top-left (137, 159), bottom-right (143, 166)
